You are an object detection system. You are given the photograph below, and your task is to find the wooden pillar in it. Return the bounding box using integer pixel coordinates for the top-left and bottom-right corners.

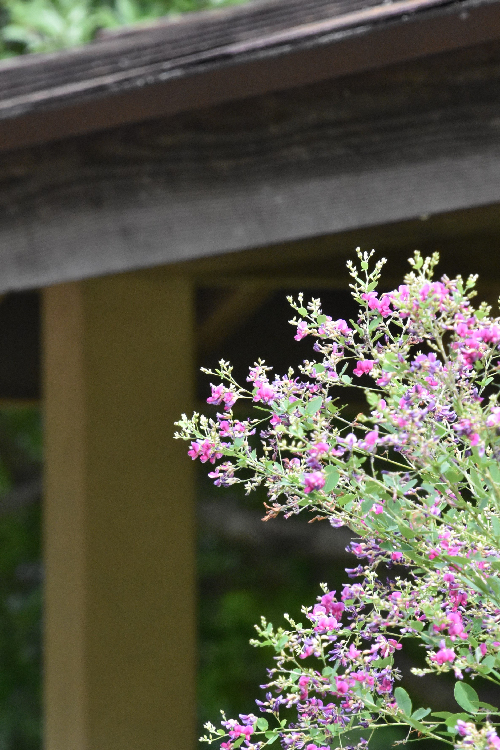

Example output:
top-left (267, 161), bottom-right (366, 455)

top-left (42, 271), bottom-right (196, 750)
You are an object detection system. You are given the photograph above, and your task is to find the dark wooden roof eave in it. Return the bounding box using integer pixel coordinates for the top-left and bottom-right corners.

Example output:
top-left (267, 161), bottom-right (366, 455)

top-left (0, 0), bottom-right (499, 151)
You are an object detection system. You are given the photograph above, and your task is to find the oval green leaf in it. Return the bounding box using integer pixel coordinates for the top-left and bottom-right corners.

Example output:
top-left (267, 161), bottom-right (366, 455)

top-left (394, 687), bottom-right (412, 716)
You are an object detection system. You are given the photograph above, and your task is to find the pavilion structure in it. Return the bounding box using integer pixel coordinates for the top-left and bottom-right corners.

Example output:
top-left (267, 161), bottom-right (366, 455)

top-left (0, 0), bottom-right (500, 746)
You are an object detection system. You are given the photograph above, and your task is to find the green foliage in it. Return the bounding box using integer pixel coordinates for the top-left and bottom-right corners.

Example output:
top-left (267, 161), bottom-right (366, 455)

top-left (0, 407), bottom-right (42, 750)
top-left (0, 0), bottom-right (248, 57)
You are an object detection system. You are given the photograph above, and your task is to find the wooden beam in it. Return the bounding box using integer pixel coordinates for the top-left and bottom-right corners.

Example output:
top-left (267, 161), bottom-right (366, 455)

top-left (0, 0), bottom-right (499, 151)
top-left (2, 40), bottom-right (500, 291)
top-left (43, 271), bottom-right (196, 750)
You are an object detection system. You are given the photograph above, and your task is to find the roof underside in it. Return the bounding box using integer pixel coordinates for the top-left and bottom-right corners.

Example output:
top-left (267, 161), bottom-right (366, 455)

top-left (0, 0), bottom-right (499, 291)
top-left (0, 0), bottom-right (499, 149)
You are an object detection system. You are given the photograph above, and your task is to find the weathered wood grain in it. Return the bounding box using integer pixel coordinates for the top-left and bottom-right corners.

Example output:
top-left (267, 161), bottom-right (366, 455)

top-left (0, 0), bottom-right (499, 152)
top-left (0, 41), bottom-right (500, 291)
top-left (0, 0), bottom-right (455, 115)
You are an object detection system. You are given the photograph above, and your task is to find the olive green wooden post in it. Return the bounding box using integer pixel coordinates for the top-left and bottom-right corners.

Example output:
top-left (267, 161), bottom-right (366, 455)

top-left (43, 271), bottom-right (196, 750)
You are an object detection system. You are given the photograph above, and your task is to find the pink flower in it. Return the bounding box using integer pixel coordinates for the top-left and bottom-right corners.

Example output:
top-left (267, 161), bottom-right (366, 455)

top-left (335, 677), bottom-right (349, 695)
top-left (446, 611), bottom-right (467, 640)
top-left (361, 292), bottom-right (380, 310)
top-left (254, 381), bottom-right (276, 403)
top-left (376, 372), bottom-right (393, 387)
top-left (294, 321), bottom-right (309, 341)
top-left (333, 319), bottom-right (352, 336)
top-left (188, 440), bottom-right (221, 464)
top-left (320, 592), bottom-right (344, 620)
top-left (361, 292), bottom-right (392, 317)
top-left (353, 359), bottom-right (375, 377)
top-left (431, 642), bottom-right (456, 664)
top-left (303, 471), bottom-right (326, 494)
top-left (487, 732), bottom-right (500, 750)
top-left (223, 391), bottom-right (238, 410)
top-left (298, 674), bottom-right (310, 698)
top-left (218, 420), bottom-right (232, 436)
top-left (207, 384), bottom-right (237, 410)
top-left (364, 430), bottom-right (379, 447)
top-left (373, 504), bottom-right (384, 515)
top-left (314, 615), bottom-right (339, 633)
top-left (207, 384), bottom-right (225, 405)
top-left (487, 407), bottom-right (500, 427)
top-left (396, 284), bottom-right (410, 302)
top-left (308, 442), bottom-right (330, 459)
top-left (479, 325), bottom-right (500, 344)
top-left (347, 643), bottom-right (361, 660)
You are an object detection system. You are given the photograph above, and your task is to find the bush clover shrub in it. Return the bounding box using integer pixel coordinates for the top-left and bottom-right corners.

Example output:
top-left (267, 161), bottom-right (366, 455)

top-left (176, 250), bottom-right (500, 749)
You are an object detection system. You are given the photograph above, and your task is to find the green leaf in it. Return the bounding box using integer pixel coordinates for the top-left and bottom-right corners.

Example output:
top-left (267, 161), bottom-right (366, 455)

top-left (324, 466), bottom-right (340, 492)
top-left (454, 682), bottom-right (479, 714)
top-left (265, 732), bottom-right (279, 744)
top-left (407, 619), bottom-right (424, 632)
top-left (492, 517), bottom-right (500, 540)
top-left (431, 711), bottom-right (452, 719)
top-left (394, 687), bottom-right (412, 716)
top-left (305, 396), bottom-right (323, 415)
top-left (317, 315), bottom-right (327, 324)
top-left (481, 655), bottom-right (496, 671)
top-left (313, 363), bottom-right (325, 374)
top-left (489, 463), bottom-right (500, 484)
top-left (257, 719), bottom-right (269, 731)
top-left (477, 700), bottom-right (499, 711)
top-left (445, 468), bottom-right (462, 484)
top-left (336, 493), bottom-right (354, 506)
top-left (411, 707), bottom-right (431, 721)
top-left (298, 307), bottom-right (307, 317)
top-left (233, 738), bottom-right (244, 748)
top-left (341, 374), bottom-right (352, 385)
top-left (489, 576), bottom-right (500, 598)
top-left (398, 524), bottom-right (416, 539)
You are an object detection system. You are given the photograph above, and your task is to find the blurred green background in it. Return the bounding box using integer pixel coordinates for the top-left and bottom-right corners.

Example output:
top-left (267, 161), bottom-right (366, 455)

top-left (0, 406), bottom-right (42, 750)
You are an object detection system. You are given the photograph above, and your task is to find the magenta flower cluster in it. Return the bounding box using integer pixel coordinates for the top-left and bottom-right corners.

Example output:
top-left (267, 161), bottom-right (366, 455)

top-left (175, 250), bottom-right (500, 750)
